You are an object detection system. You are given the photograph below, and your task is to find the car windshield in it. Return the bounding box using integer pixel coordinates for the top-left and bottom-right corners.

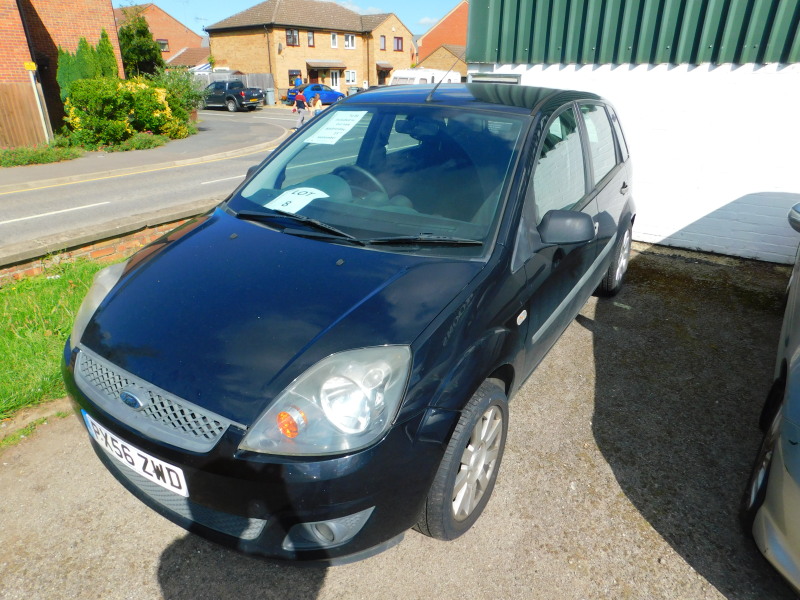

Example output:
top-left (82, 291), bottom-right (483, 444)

top-left (225, 104), bottom-right (526, 256)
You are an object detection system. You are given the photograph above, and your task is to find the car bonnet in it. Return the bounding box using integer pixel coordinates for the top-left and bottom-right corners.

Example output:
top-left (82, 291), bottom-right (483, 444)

top-left (78, 208), bottom-right (484, 424)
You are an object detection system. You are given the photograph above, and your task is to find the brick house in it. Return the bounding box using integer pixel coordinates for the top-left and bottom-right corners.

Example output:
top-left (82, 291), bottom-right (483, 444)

top-left (417, 44), bottom-right (466, 80)
top-left (205, 0), bottom-right (414, 95)
top-left (414, 0), bottom-right (467, 64)
top-left (0, 0), bottom-right (123, 147)
top-left (113, 4), bottom-right (204, 63)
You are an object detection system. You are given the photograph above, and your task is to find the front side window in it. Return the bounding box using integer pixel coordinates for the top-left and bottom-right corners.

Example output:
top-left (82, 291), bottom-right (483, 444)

top-left (393, 37), bottom-right (403, 51)
top-left (286, 29), bottom-right (299, 46)
top-left (532, 106), bottom-right (587, 222)
top-left (228, 105), bottom-right (525, 257)
top-left (307, 31), bottom-right (315, 47)
top-left (344, 34), bottom-right (355, 49)
top-left (580, 104), bottom-right (617, 186)
top-left (380, 35), bottom-right (386, 50)
top-left (331, 32), bottom-right (338, 48)
top-left (345, 70), bottom-right (357, 84)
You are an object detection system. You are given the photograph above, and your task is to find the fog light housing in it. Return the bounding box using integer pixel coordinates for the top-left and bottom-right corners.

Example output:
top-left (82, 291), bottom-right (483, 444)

top-left (282, 507), bottom-right (374, 551)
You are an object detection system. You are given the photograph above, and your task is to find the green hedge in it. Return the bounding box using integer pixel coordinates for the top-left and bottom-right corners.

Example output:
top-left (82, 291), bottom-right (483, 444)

top-left (64, 76), bottom-right (194, 148)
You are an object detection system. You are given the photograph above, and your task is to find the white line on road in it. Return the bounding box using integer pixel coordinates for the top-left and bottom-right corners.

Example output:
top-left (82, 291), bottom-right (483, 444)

top-left (0, 201), bottom-right (111, 226)
top-left (201, 175), bottom-right (244, 185)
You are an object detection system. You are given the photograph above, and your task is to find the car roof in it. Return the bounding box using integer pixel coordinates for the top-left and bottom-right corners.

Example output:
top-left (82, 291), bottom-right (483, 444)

top-left (341, 83), bottom-right (603, 116)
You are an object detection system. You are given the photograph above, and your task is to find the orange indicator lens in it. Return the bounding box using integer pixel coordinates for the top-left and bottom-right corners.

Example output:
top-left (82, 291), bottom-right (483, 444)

top-left (277, 407), bottom-right (307, 439)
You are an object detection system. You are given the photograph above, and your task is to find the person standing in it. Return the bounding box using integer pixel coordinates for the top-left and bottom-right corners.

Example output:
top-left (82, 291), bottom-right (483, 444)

top-left (294, 75), bottom-right (302, 88)
top-left (310, 93), bottom-right (323, 116)
top-left (293, 90), bottom-right (308, 129)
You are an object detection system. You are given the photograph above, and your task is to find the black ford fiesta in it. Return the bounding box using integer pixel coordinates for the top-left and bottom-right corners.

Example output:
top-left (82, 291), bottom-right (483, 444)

top-left (63, 83), bottom-right (635, 562)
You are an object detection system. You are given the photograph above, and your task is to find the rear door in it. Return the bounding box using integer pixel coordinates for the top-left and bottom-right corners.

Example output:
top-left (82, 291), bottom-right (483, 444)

top-left (577, 102), bottom-right (631, 264)
top-left (514, 103), bottom-right (600, 374)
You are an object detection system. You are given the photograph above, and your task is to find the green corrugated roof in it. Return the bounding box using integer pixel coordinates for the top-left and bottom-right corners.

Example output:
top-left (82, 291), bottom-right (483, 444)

top-left (467, 0), bottom-right (800, 65)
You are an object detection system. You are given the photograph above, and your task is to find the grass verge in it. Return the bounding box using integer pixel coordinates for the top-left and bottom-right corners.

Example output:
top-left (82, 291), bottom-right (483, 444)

top-left (0, 259), bottom-right (105, 420)
top-left (0, 143), bottom-right (83, 167)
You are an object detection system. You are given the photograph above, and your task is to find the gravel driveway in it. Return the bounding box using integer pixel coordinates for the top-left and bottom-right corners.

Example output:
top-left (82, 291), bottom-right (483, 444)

top-left (1, 245), bottom-right (796, 600)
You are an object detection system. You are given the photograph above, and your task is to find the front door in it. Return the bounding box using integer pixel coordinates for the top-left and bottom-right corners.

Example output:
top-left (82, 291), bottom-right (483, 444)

top-left (309, 69), bottom-right (319, 84)
top-left (330, 70), bottom-right (340, 91)
top-left (515, 104), bottom-right (600, 375)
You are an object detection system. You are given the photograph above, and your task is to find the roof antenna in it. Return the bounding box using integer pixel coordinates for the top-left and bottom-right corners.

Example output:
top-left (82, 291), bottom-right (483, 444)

top-left (425, 47), bottom-right (467, 102)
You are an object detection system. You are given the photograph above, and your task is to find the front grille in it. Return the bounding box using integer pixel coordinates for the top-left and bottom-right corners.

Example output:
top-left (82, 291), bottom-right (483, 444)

top-left (75, 346), bottom-right (244, 452)
top-left (101, 447), bottom-right (267, 541)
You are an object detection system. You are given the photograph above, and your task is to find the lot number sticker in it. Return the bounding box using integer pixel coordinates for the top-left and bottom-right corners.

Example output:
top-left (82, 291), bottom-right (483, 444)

top-left (266, 188), bottom-right (329, 212)
top-left (306, 111), bottom-right (367, 145)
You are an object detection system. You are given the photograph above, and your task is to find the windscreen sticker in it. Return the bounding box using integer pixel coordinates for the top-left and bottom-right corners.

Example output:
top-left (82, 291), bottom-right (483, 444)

top-left (266, 188), bottom-right (329, 213)
top-left (305, 111), bottom-right (367, 145)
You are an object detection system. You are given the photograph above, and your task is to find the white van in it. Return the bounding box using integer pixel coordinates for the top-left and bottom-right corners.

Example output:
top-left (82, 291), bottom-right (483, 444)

top-left (389, 68), bottom-right (460, 85)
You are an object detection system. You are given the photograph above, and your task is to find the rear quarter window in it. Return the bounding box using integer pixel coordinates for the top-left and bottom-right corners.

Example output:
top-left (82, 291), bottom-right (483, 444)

top-left (580, 104), bottom-right (617, 186)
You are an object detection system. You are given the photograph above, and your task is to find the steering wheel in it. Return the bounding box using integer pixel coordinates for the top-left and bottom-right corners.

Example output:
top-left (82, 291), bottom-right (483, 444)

top-left (333, 165), bottom-right (387, 198)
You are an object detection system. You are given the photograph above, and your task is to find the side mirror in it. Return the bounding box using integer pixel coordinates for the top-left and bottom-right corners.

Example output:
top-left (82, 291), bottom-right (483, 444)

top-left (789, 203), bottom-right (800, 234)
top-left (537, 210), bottom-right (595, 245)
top-left (246, 165), bottom-right (259, 179)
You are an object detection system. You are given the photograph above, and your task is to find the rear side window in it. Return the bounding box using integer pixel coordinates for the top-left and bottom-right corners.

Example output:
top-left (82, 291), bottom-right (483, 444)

top-left (608, 106), bottom-right (629, 161)
top-left (532, 106), bottom-right (586, 222)
top-left (580, 104), bottom-right (617, 186)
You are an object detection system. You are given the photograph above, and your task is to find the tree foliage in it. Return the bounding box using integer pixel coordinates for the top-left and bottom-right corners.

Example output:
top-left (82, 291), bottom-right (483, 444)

top-left (97, 30), bottom-right (119, 78)
top-left (55, 29), bottom-right (118, 101)
top-left (118, 10), bottom-right (165, 77)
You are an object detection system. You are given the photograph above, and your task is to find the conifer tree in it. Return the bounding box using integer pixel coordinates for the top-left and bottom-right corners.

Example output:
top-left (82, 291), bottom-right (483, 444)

top-left (97, 29), bottom-right (119, 78)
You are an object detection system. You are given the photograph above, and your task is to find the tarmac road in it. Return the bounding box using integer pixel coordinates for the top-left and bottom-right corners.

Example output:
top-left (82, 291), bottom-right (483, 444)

top-left (1, 245), bottom-right (796, 600)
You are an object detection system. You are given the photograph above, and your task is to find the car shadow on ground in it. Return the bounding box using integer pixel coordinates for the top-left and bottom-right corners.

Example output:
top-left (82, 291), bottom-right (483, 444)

top-left (586, 249), bottom-right (796, 599)
top-left (158, 535), bottom-right (326, 600)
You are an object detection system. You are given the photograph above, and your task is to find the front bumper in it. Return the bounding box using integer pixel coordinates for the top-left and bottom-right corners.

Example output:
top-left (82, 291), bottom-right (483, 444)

top-left (63, 344), bottom-right (449, 562)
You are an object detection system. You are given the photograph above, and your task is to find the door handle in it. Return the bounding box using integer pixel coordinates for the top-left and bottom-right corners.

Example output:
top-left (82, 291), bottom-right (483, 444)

top-left (620, 182), bottom-right (629, 195)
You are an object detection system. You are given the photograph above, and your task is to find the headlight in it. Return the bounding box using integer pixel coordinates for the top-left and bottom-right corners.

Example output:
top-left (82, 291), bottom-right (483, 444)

top-left (70, 261), bottom-right (128, 347)
top-left (239, 346), bottom-right (411, 456)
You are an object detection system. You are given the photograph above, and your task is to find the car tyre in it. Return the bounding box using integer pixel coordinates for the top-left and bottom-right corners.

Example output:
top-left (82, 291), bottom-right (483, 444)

top-left (415, 379), bottom-right (508, 540)
top-left (741, 403), bottom-right (782, 533)
top-left (226, 99), bottom-right (238, 112)
top-left (597, 222), bottom-right (632, 296)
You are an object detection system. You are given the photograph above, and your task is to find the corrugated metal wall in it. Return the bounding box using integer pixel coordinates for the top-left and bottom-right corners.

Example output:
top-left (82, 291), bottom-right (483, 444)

top-left (467, 0), bottom-right (800, 65)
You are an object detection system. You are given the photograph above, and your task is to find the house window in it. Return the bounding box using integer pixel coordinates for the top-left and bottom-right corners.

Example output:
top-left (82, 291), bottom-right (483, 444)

top-left (286, 29), bottom-right (299, 46)
top-left (307, 31), bottom-right (315, 47)
top-left (156, 39), bottom-right (169, 52)
top-left (380, 35), bottom-right (386, 50)
top-left (393, 37), bottom-right (403, 51)
top-left (345, 70), bottom-right (357, 84)
top-left (344, 34), bottom-right (355, 49)
top-left (331, 32), bottom-right (338, 48)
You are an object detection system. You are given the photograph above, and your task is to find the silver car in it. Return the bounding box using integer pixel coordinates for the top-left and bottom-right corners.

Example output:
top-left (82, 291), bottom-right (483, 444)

top-left (743, 203), bottom-right (800, 592)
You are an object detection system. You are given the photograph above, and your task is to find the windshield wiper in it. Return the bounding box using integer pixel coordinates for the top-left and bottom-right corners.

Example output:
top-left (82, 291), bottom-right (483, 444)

top-left (235, 209), bottom-right (364, 245)
top-left (364, 234), bottom-right (483, 247)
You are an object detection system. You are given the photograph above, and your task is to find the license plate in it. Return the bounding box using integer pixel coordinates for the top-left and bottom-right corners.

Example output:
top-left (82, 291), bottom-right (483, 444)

top-left (82, 410), bottom-right (189, 497)
top-left (249, 98), bottom-right (258, 102)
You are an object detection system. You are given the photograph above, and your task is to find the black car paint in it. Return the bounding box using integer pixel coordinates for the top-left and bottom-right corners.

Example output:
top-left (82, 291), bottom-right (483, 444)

top-left (63, 83), bottom-right (635, 561)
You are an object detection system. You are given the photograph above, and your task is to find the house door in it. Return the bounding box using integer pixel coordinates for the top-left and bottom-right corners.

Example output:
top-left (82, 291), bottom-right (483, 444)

top-left (330, 70), bottom-right (340, 90)
top-left (309, 69), bottom-right (319, 83)
top-left (378, 70), bottom-right (389, 85)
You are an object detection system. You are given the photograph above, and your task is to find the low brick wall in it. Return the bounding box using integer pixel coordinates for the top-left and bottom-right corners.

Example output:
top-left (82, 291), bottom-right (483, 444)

top-left (0, 218), bottom-right (189, 285)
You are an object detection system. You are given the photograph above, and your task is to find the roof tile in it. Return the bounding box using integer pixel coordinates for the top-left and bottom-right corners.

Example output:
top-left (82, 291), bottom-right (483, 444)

top-left (207, 0), bottom-right (389, 32)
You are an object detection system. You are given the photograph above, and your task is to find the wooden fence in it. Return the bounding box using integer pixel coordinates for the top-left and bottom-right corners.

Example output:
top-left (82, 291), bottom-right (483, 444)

top-left (0, 82), bottom-right (48, 149)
